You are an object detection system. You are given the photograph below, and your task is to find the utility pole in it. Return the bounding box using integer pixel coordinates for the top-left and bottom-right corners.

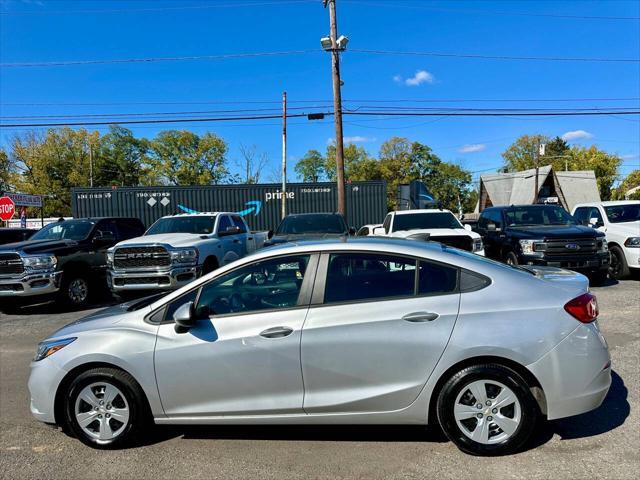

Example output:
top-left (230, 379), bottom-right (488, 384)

top-left (325, 0), bottom-right (346, 217)
top-left (89, 141), bottom-right (94, 188)
top-left (281, 91), bottom-right (287, 220)
top-left (533, 140), bottom-right (545, 204)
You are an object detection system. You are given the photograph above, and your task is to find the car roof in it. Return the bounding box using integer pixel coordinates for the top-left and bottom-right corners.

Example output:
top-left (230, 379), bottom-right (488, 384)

top-left (285, 212), bottom-right (343, 218)
top-left (573, 200), bottom-right (640, 208)
top-left (394, 209), bottom-right (452, 215)
top-left (159, 212), bottom-right (222, 219)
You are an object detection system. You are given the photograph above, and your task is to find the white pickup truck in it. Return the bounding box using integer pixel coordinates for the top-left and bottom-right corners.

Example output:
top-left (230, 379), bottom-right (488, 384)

top-left (107, 212), bottom-right (267, 294)
top-left (374, 209), bottom-right (485, 255)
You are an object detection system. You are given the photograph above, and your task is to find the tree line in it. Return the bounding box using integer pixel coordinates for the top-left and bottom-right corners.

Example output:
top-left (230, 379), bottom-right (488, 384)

top-left (1, 126), bottom-right (637, 217)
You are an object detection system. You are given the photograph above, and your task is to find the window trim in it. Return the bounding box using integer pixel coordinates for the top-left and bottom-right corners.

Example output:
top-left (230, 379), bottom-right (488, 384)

top-left (311, 250), bottom-right (462, 308)
top-left (145, 252), bottom-right (320, 324)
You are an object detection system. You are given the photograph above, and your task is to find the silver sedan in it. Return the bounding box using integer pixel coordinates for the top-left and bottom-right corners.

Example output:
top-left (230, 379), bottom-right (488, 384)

top-left (28, 238), bottom-right (611, 456)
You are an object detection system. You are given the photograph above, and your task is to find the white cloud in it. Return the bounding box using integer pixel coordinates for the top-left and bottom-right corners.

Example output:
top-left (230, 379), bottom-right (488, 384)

top-left (327, 136), bottom-right (376, 145)
top-left (393, 70), bottom-right (436, 86)
top-left (561, 130), bottom-right (594, 141)
top-left (620, 154), bottom-right (639, 160)
top-left (458, 144), bottom-right (486, 153)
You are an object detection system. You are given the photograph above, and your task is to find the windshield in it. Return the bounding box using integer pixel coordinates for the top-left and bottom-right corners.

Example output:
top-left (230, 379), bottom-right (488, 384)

top-left (30, 220), bottom-right (95, 241)
top-left (604, 204), bottom-right (640, 223)
top-left (504, 206), bottom-right (577, 227)
top-left (393, 212), bottom-right (462, 232)
top-left (146, 216), bottom-right (216, 235)
top-left (276, 215), bottom-right (347, 235)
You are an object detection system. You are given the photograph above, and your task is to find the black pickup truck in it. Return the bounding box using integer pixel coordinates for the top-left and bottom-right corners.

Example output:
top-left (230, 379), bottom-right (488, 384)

top-left (475, 205), bottom-right (609, 285)
top-left (265, 213), bottom-right (355, 247)
top-left (0, 217), bottom-right (144, 309)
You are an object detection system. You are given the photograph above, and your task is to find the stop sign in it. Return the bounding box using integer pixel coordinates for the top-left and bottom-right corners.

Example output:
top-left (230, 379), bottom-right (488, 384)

top-left (0, 196), bottom-right (16, 221)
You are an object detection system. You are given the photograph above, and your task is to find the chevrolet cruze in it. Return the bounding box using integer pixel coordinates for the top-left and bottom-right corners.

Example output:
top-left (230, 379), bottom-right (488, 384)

top-left (28, 238), bottom-right (611, 456)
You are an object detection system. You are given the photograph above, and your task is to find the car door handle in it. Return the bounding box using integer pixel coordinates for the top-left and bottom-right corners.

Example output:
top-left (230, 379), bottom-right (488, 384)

top-left (402, 312), bottom-right (439, 322)
top-left (259, 326), bottom-right (294, 338)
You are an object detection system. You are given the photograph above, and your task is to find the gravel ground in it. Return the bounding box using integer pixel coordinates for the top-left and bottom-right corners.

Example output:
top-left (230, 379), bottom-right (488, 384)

top-left (1, 280), bottom-right (638, 480)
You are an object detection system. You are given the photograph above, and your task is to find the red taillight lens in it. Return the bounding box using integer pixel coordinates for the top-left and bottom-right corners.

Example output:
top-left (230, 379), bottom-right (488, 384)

top-left (564, 293), bottom-right (599, 323)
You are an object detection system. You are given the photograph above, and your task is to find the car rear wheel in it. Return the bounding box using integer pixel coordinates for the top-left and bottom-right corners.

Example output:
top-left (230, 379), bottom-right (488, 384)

top-left (436, 364), bottom-right (539, 456)
top-left (63, 367), bottom-right (149, 449)
top-left (609, 245), bottom-right (630, 280)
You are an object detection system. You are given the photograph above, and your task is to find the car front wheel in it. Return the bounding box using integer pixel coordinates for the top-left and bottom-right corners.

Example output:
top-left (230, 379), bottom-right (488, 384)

top-left (63, 367), bottom-right (149, 448)
top-left (436, 364), bottom-right (539, 456)
top-left (609, 245), bottom-right (630, 280)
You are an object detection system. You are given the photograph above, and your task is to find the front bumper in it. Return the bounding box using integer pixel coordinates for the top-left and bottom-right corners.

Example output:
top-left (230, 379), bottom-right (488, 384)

top-left (108, 265), bottom-right (201, 292)
top-left (622, 246), bottom-right (640, 269)
top-left (527, 321), bottom-right (611, 420)
top-left (0, 270), bottom-right (62, 298)
top-left (28, 356), bottom-right (68, 424)
top-left (520, 251), bottom-right (609, 273)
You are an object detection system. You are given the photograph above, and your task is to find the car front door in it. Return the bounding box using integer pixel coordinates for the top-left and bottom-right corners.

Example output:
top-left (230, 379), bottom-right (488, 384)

top-left (154, 253), bottom-right (318, 417)
top-left (301, 251), bottom-right (460, 414)
top-left (216, 215), bottom-right (242, 264)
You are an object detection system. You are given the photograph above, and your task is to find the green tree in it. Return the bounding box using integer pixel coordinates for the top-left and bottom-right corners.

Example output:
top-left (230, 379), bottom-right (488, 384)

top-left (149, 130), bottom-right (229, 185)
top-left (0, 147), bottom-right (16, 192)
top-left (612, 169), bottom-right (640, 200)
top-left (566, 145), bottom-right (621, 200)
top-left (96, 125), bottom-right (152, 187)
top-left (325, 143), bottom-right (376, 181)
top-left (294, 149), bottom-right (327, 182)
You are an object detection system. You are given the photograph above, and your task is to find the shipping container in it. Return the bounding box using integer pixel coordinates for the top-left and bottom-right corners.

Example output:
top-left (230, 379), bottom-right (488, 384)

top-left (71, 181), bottom-right (387, 231)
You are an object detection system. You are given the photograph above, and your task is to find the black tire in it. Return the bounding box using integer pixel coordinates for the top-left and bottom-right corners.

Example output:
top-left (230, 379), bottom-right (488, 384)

top-left (60, 273), bottom-right (91, 308)
top-left (202, 257), bottom-right (219, 275)
top-left (589, 270), bottom-right (609, 287)
top-left (609, 245), bottom-right (630, 280)
top-left (503, 251), bottom-right (519, 266)
top-left (436, 364), bottom-right (539, 456)
top-left (63, 367), bottom-right (149, 449)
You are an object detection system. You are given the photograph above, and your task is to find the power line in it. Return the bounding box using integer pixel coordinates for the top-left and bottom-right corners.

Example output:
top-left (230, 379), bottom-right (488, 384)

top-left (2, 109), bottom-right (639, 128)
top-left (0, 50), bottom-right (319, 68)
top-left (350, 48), bottom-right (640, 63)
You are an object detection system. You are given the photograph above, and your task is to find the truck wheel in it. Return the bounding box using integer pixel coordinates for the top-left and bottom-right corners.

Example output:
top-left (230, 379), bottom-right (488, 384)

top-left (609, 245), bottom-right (630, 280)
top-left (436, 364), bottom-right (539, 456)
top-left (504, 251), bottom-right (519, 266)
top-left (202, 257), bottom-right (219, 275)
top-left (61, 274), bottom-right (90, 308)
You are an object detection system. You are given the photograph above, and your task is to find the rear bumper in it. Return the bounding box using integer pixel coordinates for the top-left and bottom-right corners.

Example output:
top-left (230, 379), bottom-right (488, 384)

top-left (108, 266), bottom-right (201, 292)
top-left (527, 321), bottom-right (611, 420)
top-left (0, 271), bottom-right (62, 298)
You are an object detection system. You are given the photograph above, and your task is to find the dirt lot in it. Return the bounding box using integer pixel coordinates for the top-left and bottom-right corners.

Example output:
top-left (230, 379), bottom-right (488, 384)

top-left (1, 280), bottom-right (638, 480)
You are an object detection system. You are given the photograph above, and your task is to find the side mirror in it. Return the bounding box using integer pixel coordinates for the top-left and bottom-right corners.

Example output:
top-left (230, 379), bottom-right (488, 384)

top-left (464, 224), bottom-right (472, 232)
top-left (219, 225), bottom-right (241, 237)
top-left (589, 217), bottom-right (601, 227)
top-left (93, 230), bottom-right (116, 245)
top-left (348, 227), bottom-right (356, 236)
top-left (267, 230), bottom-right (274, 239)
top-left (372, 227), bottom-right (386, 236)
top-left (174, 301), bottom-right (196, 334)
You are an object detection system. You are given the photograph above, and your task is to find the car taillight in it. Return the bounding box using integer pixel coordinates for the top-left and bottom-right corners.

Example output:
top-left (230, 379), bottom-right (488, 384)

top-left (564, 293), bottom-right (599, 323)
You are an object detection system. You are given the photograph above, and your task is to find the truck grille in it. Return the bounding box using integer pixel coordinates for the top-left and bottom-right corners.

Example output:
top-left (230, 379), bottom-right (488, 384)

top-left (544, 238), bottom-right (597, 256)
top-left (430, 235), bottom-right (474, 252)
top-left (0, 253), bottom-right (24, 275)
top-left (113, 246), bottom-right (171, 269)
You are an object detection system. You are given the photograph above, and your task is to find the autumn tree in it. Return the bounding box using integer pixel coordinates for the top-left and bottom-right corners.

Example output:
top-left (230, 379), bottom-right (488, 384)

top-left (0, 147), bottom-right (16, 192)
top-left (612, 169), bottom-right (640, 200)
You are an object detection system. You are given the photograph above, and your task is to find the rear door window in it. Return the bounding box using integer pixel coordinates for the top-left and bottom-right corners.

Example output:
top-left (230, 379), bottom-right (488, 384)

top-left (324, 253), bottom-right (416, 304)
top-left (418, 261), bottom-right (458, 295)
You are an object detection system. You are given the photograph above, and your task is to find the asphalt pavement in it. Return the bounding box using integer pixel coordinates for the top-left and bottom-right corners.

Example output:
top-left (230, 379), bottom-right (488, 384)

top-left (1, 280), bottom-right (638, 480)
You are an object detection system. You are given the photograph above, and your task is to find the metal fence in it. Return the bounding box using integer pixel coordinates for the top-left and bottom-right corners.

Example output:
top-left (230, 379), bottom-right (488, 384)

top-left (71, 181), bottom-right (388, 231)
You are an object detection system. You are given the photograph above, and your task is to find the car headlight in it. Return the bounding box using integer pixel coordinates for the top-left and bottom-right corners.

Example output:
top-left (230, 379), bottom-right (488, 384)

top-left (34, 337), bottom-right (76, 362)
top-left (106, 250), bottom-right (114, 266)
top-left (598, 239), bottom-right (609, 252)
top-left (624, 237), bottom-right (640, 248)
top-left (170, 248), bottom-right (199, 265)
top-left (519, 239), bottom-right (545, 256)
top-left (472, 238), bottom-right (483, 252)
top-left (23, 255), bottom-right (57, 271)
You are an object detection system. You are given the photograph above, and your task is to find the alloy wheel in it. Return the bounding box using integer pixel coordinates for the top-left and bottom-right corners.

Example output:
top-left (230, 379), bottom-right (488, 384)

top-left (67, 278), bottom-right (89, 304)
top-left (74, 382), bottom-right (130, 442)
top-left (453, 379), bottom-right (522, 445)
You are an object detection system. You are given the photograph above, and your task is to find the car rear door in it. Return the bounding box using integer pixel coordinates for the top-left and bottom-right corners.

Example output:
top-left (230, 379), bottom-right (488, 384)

top-left (300, 251), bottom-right (460, 414)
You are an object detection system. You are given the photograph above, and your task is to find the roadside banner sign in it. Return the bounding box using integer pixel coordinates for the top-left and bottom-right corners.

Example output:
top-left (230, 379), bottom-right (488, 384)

top-left (0, 192), bottom-right (43, 208)
top-left (0, 196), bottom-right (16, 221)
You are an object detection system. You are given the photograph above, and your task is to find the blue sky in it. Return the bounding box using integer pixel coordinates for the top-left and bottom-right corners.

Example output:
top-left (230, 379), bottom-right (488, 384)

top-left (1, 0), bottom-right (639, 185)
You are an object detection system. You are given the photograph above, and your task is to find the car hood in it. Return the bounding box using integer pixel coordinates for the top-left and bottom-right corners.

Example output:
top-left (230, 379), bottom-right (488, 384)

top-left (520, 265), bottom-right (589, 293)
top-left (390, 228), bottom-right (479, 239)
top-left (115, 233), bottom-right (214, 248)
top-left (505, 225), bottom-right (603, 239)
top-left (0, 238), bottom-right (79, 254)
top-left (607, 221), bottom-right (640, 236)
